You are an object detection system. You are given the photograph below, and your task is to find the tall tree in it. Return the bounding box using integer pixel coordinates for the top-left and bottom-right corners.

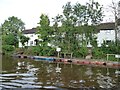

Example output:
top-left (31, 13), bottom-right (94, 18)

top-left (72, 0), bottom-right (104, 48)
top-left (37, 14), bottom-right (54, 56)
top-left (86, 0), bottom-right (104, 47)
top-left (73, 3), bottom-right (88, 46)
top-left (1, 16), bottom-right (25, 47)
top-left (1, 16), bottom-right (25, 35)
top-left (37, 14), bottom-right (53, 47)
top-left (109, 0), bottom-right (119, 45)
top-left (73, 3), bottom-right (88, 26)
top-left (86, 0), bottom-right (104, 25)
top-left (52, 14), bottom-right (63, 47)
top-left (62, 2), bottom-right (77, 53)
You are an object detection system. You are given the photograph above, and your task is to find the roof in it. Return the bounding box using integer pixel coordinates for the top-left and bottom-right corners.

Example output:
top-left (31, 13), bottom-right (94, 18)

top-left (22, 22), bottom-right (115, 34)
top-left (22, 28), bottom-right (37, 34)
top-left (97, 22), bottom-right (115, 30)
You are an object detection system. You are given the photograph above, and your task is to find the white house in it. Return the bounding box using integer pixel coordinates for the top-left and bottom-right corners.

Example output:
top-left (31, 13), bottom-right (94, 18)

top-left (19, 22), bottom-right (116, 48)
top-left (97, 22), bottom-right (115, 47)
top-left (19, 28), bottom-right (39, 47)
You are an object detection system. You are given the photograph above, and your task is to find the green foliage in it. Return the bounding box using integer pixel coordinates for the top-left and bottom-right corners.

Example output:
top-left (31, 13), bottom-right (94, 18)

top-left (1, 16), bottom-right (25, 48)
top-left (1, 16), bottom-right (25, 55)
top-left (92, 40), bottom-right (120, 60)
top-left (52, 15), bottom-right (63, 47)
top-left (23, 46), bottom-right (42, 56)
top-left (57, 1), bottom-right (103, 56)
top-left (108, 55), bottom-right (118, 61)
top-left (90, 35), bottom-right (98, 48)
top-left (39, 46), bottom-right (56, 56)
top-left (73, 41), bottom-right (88, 58)
top-left (37, 14), bottom-right (58, 56)
top-left (24, 46), bottom-right (55, 56)
top-left (101, 40), bottom-right (120, 54)
top-left (79, 46), bottom-right (88, 58)
top-left (19, 35), bottom-right (29, 47)
top-left (92, 48), bottom-right (104, 59)
top-left (1, 16), bottom-right (25, 35)
top-left (2, 33), bottom-right (18, 46)
top-left (2, 45), bottom-right (15, 52)
top-left (60, 2), bottom-right (78, 53)
top-left (36, 1), bottom-right (103, 58)
top-left (86, 0), bottom-right (104, 25)
top-left (63, 2), bottom-right (72, 18)
top-left (37, 14), bottom-right (53, 47)
top-left (73, 3), bottom-right (88, 25)
top-left (14, 48), bottom-right (25, 54)
top-left (0, 1), bottom-right (105, 59)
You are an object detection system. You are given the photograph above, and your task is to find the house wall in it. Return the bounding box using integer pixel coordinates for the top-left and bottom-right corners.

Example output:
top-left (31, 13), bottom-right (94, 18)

top-left (19, 34), bottom-right (39, 47)
top-left (19, 29), bottom-right (116, 48)
top-left (97, 30), bottom-right (115, 47)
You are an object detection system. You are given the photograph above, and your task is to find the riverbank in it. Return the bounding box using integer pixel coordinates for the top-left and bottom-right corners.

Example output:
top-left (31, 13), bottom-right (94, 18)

top-left (12, 54), bottom-right (120, 69)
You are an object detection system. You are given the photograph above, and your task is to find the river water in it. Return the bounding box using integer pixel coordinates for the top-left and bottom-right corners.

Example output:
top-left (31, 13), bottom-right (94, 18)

top-left (1, 55), bottom-right (120, 89)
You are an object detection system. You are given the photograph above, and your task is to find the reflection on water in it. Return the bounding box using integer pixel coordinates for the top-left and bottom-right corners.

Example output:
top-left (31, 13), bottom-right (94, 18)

top-left (1, 56), bottom-right (120, 89)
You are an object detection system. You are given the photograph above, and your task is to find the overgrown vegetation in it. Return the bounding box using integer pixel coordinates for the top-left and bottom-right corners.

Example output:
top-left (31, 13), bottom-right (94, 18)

top-left (36, 0), bottom-right (104, 59)
top-left (1, 1), bottom-right (119, 61)
top-left (0, 16), bottom-right (29, 55)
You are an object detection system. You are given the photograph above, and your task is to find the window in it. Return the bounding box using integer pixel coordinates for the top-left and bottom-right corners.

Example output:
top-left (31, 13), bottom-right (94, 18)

top-left (31, 35), bottom-right (33, 37)
top-left (106, 40), bottom-right (111, 45)
top-left (30, 41), bottom-right (33, 45)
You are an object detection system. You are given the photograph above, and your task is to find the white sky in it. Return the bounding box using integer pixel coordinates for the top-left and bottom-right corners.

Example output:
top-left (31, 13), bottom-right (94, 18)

top-left (0, 0), bottom-right (119, 29)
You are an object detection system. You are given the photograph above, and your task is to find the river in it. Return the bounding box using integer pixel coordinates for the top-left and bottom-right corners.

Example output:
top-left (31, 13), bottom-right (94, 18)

top-left (1, 55), bottom-right (120, 89)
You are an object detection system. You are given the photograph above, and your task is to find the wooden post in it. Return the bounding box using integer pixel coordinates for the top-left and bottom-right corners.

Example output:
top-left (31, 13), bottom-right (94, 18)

top-left (58, 52), bottom-right (60, 58)
top-left (71, 53), bottom-right (72, 58)
top-left (107, 54), bottom-right (109, 62)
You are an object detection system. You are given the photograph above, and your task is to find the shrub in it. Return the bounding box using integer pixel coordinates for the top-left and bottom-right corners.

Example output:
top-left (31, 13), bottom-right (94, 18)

top-left (74, 47), bottom-right (88, 58)
top-left (23, 46), bottom-right (56, 56)
top-left (2, 45), bottom-right (15, 54)
top-left (92, 48), bottom-right (104, 59)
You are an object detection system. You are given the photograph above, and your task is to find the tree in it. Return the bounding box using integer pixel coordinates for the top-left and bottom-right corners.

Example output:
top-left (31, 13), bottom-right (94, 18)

top-left (62, 2), bottom-right (77, 53)
top-left (51, 1), bottom-right (104, 58)
top-left (86, 0), bottom-right (104, 48)
top-left (1, 16), bottom-right (25, 35)
top-left (37, 14), bottom-right (54, 56)
top-left (37, 14), bottom-right (53, 46)
top-left (1, 16), bottom-right (25, 47)
top-left (73, 0), bottom-right (104, 48)
top-left (73, 3), bottom-right (88, 47)
top-left (108, 0), bottom-right (119, 45)
top-left (73, 3), bottom-right (88, 25)
top-left (2, 33), bottom-right (18, 46)
top-left (19, 35), bottom-right (29, 47)
top-left (86, 0), bottom-right (104, 25)
top-left (52, 14), bottom-right (63, 47)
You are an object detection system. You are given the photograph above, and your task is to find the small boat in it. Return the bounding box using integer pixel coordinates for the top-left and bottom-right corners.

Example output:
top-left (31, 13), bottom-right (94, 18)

top-left (33, 56), bottom-right (55, 61)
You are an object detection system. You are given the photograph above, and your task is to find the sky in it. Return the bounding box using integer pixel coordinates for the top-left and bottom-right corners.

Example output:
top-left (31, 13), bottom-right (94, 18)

top-left (0, 0), bottom-right (119, 29)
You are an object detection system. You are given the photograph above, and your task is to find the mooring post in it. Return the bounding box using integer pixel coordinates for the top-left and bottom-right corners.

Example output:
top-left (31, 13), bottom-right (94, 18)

top-left (106, 54), bottom-right (109, 63)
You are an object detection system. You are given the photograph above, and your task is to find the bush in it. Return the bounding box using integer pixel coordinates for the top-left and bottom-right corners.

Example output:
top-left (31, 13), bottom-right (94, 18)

top-left (101, 40), bottom-right (120, 54)
top-left (23, 46), bottom-right (56, 56)
top-left (92, 48), bottom-right (104, 59)
top-left (108, 55), bottom-right (118, 61)
top-left (39, 46), bottom-right (56, 56)
top-left (2, 45), bottom-right (15, 54)
top-left (76, 46), bottom-right (88, 58)
top-left (24, 46), bottom-right (40, 55)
